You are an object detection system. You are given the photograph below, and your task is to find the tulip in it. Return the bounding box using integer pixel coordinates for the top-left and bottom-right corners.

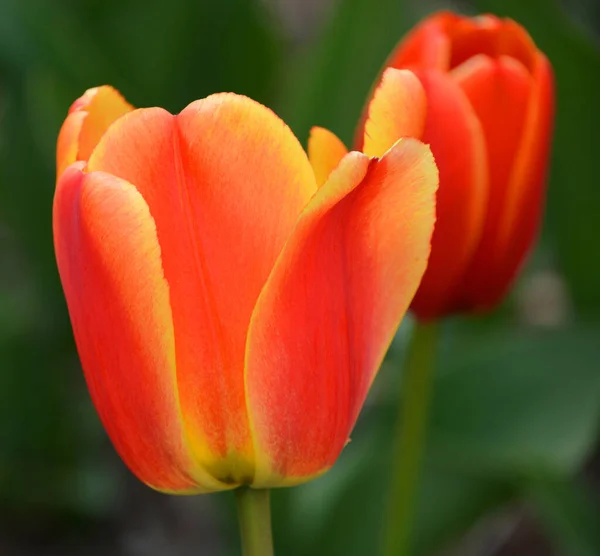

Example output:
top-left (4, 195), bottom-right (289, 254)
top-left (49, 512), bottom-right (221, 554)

top-left (312, 12), bottom-right (554, 320)
top-left (53, 86), bottom-right (438, 493)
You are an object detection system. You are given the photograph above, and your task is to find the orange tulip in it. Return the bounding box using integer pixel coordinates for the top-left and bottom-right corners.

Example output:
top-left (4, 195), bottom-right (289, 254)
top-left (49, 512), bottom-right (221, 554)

top-left (314, 12), bottom-right (554, 320)
top-left (53, 86), bottom-right (438, 493)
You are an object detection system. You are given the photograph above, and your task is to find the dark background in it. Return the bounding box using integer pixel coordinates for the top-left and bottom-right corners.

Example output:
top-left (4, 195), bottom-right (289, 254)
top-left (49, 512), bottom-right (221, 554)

top-left (1, 0), bottom-right (599, 554)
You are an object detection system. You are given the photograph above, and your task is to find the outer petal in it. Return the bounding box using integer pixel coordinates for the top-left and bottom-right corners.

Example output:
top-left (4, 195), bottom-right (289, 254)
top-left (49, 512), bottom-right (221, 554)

top-left (410, 70), bottom-right (488, 320)
top-left (447, 53), bottom-right (530, 312)
top-left (360, 68), bottom-right (427, 157)
top-left (386, 12), bottom-right (455, 71)
top-left (245, 139), bottom-right (438, 487)
top-left (308, 127), bottom-right (348, 187)
top-left (87, 94), bottom-right (317, 484)
top-left (56, 86), bottom-right (133, 178)
top-left (449, 35), bottom-right (532, 208)
top-left (53, 164), bottom-right (225, 493)
top-left (458, 53), bottom-right (554, 310)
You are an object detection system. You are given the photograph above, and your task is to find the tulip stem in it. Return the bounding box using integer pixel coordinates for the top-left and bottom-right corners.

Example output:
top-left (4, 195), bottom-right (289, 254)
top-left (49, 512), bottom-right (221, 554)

top-left (235, 487), bottom-right (274, 556)
top-left (383, 320), bottom-right (439, 556)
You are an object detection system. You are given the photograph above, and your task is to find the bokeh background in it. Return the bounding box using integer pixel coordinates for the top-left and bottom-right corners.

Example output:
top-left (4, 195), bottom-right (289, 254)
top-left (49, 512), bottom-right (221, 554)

top-left (1, 0), bottom-right (599, 554)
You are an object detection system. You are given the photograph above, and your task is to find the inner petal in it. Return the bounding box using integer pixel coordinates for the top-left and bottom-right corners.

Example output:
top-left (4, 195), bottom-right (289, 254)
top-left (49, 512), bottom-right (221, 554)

top-left (448, 16), bottom-right (537, 72)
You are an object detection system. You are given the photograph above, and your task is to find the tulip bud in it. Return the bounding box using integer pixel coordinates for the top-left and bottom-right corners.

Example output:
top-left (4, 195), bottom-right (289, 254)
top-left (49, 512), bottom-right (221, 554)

top-left (354, 12), bottom-right (555, 319)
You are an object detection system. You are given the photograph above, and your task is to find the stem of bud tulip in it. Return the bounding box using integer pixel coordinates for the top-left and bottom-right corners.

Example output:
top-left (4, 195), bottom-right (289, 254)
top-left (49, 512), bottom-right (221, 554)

top-left (382, 320), bottom-right (439, 556)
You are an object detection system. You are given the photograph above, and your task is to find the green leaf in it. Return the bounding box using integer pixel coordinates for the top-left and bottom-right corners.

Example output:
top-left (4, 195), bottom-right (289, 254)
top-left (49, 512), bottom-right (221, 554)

top-left (429, 326), bottom-right (600, 475)
top-left (525, 474), bottom-right (600, 556)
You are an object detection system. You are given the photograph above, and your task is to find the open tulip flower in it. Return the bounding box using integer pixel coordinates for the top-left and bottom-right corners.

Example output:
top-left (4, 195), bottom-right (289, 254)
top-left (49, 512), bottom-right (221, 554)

top-left (53, 86), bottom-right (437, 494)
top-left (312, 12), bottom-right (554, 320)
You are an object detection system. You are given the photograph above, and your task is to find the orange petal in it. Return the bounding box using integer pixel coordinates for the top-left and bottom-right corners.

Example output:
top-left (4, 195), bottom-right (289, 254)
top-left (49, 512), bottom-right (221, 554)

top-left (361, 68), bottom-right (427, 157)
top-left (56, 86), bottom-right (133, 178)
top-left (308, 126), bottom-right (348, 187)
top-left (458, 53), bottom-right (554, 310)
top-left (53, 164), bottom-right (225, 493)
top-left (56, 110), bottom-right (87, 179)
top-left (245, 139), bottom-right (438, 487)
top-left (87, 94), bottom-right (317, 482)
top-left (410, 69), bottom-right (488, 320)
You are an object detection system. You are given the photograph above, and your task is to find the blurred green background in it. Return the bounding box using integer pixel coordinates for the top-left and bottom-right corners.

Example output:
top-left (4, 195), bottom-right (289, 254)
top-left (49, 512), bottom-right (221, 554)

top-left (1, 0), bottom-right (599, 554)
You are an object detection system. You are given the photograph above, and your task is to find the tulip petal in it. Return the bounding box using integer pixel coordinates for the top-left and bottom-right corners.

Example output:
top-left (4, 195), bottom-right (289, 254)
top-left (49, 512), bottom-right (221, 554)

top-left (387, 13), bottom-right (453, 70)
top-left (87, 94), bottom-right (317, 483)
top-left (308, 126), bottom-right (348, 187)
top-left (53, 164), bottom-right (226, 493)
top-left (56, 86), bottom-right (133, 178)
top-left (451, 54), bottom-right (533, 310)
top-left (500, 55), bottom-right (553, 258)
top-left (56, 111), bottom-right (87, 179)
top-left (448, 15), bottom-right (537, 73)
top-left (410, 70), bottom-right (488, 320)
top-left (459, 54), bottom-right (554, 309)
top-left (361, 68), bottom-right (427, 157)
top-left (246, 139), bottom-right (437, 487)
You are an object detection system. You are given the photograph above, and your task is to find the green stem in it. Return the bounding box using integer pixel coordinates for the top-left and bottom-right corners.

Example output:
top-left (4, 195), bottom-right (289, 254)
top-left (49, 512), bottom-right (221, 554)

top-left (235, 487), bottom-right (274, 556)
top-left (382, 321), bottom-right (439, 556)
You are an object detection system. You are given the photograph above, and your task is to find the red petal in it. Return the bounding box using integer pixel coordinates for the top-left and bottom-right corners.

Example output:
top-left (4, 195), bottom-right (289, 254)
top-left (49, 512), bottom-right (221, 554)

top-left (458, 53), bottom-right (554, 309)
top-left (387, 12), bottom-right (455, 71)
top-left (410, 70), bottom-right (488, 320)
top-left (245, 139), bottom-right (437, 486)
top-left (87, 94), bottom-right (317, 482)
top-left (53, 164), bottom-right (224, 492)
top-left (448, 16), bottom-right (538, 73)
